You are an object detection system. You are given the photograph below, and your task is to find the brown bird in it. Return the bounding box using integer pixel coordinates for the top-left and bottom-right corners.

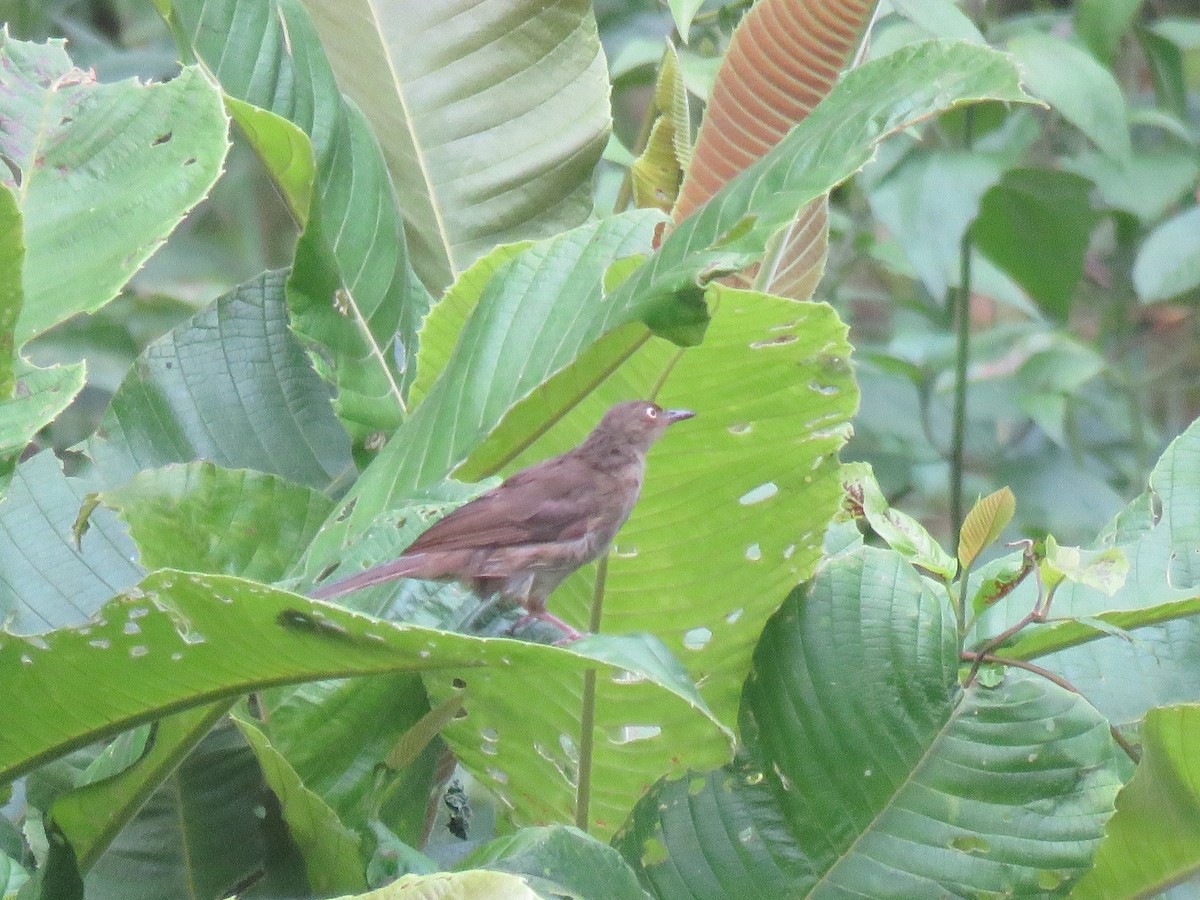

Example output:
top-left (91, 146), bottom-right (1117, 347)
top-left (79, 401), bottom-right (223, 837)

top-left (310, 400), bottom-right (695, 640)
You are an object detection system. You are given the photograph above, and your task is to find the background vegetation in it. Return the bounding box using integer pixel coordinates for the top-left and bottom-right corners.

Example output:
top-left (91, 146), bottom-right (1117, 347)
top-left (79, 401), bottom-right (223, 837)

top-left (0, 0), bottom-right (1198, 897)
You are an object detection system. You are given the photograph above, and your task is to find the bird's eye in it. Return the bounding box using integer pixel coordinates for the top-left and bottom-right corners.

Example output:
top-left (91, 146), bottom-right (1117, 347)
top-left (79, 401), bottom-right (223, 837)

top-left (646, 406), bottom-right (658, 419)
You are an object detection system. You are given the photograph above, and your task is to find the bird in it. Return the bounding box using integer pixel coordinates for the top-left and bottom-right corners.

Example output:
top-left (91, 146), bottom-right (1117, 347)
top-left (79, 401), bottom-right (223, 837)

top-left (309, 400), bottom-right (695, 640)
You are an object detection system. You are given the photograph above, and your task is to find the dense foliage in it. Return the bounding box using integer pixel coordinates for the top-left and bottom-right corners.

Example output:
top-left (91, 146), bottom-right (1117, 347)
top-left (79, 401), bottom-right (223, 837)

top-left (1, 0), bottom-right (1198, 897)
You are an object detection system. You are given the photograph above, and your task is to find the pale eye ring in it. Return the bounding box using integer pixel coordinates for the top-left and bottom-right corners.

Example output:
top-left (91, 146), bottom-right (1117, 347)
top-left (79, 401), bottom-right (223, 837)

top-left (646, 406), bottom-right (658, 419)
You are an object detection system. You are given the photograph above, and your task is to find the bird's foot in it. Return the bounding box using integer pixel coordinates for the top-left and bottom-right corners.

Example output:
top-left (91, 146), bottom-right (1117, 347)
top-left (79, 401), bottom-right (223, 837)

top-left (509, 611), bottom-right (584, 643)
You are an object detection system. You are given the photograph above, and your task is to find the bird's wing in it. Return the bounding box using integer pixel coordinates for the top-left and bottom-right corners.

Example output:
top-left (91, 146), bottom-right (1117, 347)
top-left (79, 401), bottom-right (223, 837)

top-left (402, 456), bottom-right (598, 554)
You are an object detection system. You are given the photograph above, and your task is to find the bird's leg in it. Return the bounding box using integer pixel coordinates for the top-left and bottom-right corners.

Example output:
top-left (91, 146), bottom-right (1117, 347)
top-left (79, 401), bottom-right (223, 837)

top-left (509, 609), bottom-right (584, 643)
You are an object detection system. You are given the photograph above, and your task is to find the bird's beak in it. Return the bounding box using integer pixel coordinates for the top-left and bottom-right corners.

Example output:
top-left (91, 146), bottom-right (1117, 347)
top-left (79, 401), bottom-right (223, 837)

top-left (663, 408), bottom-right (695, 425)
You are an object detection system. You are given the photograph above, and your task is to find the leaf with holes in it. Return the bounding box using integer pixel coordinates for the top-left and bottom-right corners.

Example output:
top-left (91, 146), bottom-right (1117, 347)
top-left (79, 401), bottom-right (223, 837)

top-left (615, 546), bottom-right (1122, 897)
top-left (0, 34), bottom-right (228, 345)
top-left (458, 286), bottom-right (857, 734)
top-left (0, 570), bottom-right (730, 837)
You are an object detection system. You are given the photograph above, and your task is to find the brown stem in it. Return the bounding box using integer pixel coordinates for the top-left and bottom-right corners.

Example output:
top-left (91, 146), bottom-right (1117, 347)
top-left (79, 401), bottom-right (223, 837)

top-left (961, 651), bottom-right (1141, 764)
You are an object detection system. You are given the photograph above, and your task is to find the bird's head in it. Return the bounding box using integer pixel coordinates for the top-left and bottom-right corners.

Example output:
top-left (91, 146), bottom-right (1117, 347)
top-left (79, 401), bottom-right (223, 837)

top-left (595, 400), bottom-right (695, 453)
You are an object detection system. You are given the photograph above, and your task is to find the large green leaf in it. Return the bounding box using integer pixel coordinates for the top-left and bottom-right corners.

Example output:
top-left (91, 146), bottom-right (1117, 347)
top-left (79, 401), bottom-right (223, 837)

top-left (1071, 704), bottom-right (1200, 899)
top-left (0, 571), bottom-right (728, 801)
top-left (48, 705), bottom-right (229, 873)
top-left (0, 35), bottom-right (228, 345)
top-left (80, 462), bottom-right (335, 583)
top-left (616, 547), bottom-right (1122, 897)
top-left (165, 0), bottom-right (432, 444)
top-left (234, 715), bottom-right (367, 895)
top-left (463, 287), bottom-right (857, 731)
top-left (306, 41), bottom-right (1033, 568)
top-left (89, 270), bottom-right (354, 492)
top-left (300, 210), bottom-right (668, 567)
top-left (301, 0), bottom-right (611, 296)
top-left (0, 452), bottom-right (142, 634)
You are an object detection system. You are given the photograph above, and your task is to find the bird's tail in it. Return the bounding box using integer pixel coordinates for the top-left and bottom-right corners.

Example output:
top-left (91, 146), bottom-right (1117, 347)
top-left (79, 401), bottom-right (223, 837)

top-left (309, 556), bottom-right (432, 600)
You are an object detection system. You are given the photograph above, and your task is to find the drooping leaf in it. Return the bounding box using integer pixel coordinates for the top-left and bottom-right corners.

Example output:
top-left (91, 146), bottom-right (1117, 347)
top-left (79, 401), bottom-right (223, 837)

top-left (301, 0), bottom-right (612, 296)
top-left (971, 168), bottom-right (1100, 322)
top-left (631, 44), bottom-right (689, 213)
top-left (844, 462), bottom-right (958, 579)
top-left (1075, 0), bottom-right (1147, 64)
top-left (0, 34), bottom-right (228, 345)
top-left (958, 486), bottom-right (1016, 570)
top-left (0, 571), bottom-right (730, 822)
top-left (234, 715), bottom-right (367, 895)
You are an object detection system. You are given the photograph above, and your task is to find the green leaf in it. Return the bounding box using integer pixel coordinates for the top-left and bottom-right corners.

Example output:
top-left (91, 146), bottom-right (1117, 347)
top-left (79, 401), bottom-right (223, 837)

top-left (1133, 206), bottom-right (1200, 304)
top-left (616, 42), bottom-right (1034, 342)
top-left (616, 548), bottom-right (1122, 897)
top-left (49, 705), bottom-right (229, 871)
top-left (0, 361), bottom-right (85, 491)
top-left (0, 571), bottom-right (730, 816)
top-left (0, 185), bottom-right (23, 397)
top-left (77, 722), bottom-right (295, 900)
top-left (974, 416), bottom-right (1200, 727)
top-left (1041, 536), bottom-right (1129, 596)
top-left (0, 35), bottom-right (229, 345)
top-left (0, 452), bottom-right (142, 633)
top-left (460, 825), bottom-right (647, 900)
top-left (330, 870), bottom-right (539, 899)
top-left (958, 486), bottom-right (1016, 570)
top-left (302, 211), bottom-right (668, 564)
top-left (409, 242), bottom-right (533, 410)
top-left (1071, 704), bottom-right (1200, 899)
top-left (234, 715), bottom-right (367, 895)
top-left (89, 270), bottom-right (354, 492)
top-left (224, 96), bottom-right (315, 223)
top-left (80, 462), bottom-right (335, 583)
top-left (165, 0), bottom-right (432, 445)
top-left (865, 148), bottom-right (1007, 302)
top-left (302, 0), bottom-right (612, 296)
top-left (1075, 0), bottom-right (1146, 64)
top-left (969, 550), bottom-right (1033, 617)
top-left (845, 462), bottom-right (958, 579)
top-left (265, 674), bottom-right (444, 846)
top-left (972, 168), bottom-right (1100, 321)
top-left (1136, 25), bottom-right (1189, 120)
top-left (1063, 150), bottom-right (1199, 224)
top-left (667, 0), bottom-right (705, 39)
top-left (1008, 32), bottom-right (1131, 163)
